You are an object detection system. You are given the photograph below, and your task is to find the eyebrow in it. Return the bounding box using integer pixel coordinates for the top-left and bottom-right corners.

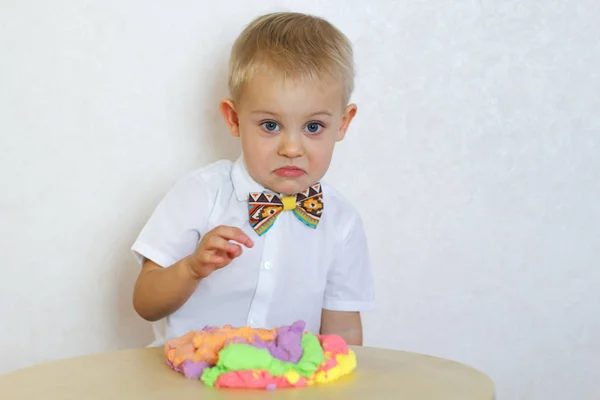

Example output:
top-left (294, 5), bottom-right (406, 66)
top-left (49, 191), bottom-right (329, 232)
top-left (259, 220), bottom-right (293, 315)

top-left (308, 110), bottom-right (333, 117)
top-left (250, 110), bottom-right (333, 117)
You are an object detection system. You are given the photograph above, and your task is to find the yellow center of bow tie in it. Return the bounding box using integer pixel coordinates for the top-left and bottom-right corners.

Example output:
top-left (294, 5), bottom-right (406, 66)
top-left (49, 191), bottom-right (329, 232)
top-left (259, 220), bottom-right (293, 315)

top-left (248, 184), bottom-right (323, 236)
top-left (281, 196), bottom-right (296, 211)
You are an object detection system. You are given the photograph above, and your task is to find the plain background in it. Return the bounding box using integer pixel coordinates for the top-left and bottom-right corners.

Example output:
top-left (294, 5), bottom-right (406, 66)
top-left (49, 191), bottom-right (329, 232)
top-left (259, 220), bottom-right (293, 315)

top-left (1, 1), bottom-right (599, 399)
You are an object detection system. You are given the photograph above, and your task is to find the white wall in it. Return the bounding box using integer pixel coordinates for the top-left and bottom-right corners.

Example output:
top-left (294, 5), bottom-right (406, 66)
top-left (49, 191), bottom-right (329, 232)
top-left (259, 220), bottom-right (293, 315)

top-left (1, 1), bottom-right (599, 398)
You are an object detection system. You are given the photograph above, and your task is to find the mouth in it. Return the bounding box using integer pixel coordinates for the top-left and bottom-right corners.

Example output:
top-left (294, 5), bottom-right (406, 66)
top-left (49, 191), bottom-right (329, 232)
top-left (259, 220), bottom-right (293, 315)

top-left (274, 166), bottom-right (306, 178)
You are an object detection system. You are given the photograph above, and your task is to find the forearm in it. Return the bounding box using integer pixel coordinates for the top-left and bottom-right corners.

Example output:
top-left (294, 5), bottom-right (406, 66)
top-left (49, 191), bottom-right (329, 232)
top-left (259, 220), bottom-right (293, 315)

top-left (331, 325), bottom-right (363, 346)
top-left (132, 257), bottom-right (201, 321)
top-left (320, 310), bottom-right (363, 346)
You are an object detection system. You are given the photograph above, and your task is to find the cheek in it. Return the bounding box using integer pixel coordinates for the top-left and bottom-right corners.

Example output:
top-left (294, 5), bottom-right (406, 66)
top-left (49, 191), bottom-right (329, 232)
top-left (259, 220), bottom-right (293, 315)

top-left (239, 124), bottom-right (264, 151)
top-left (240, 133), bottom-right (274, 172)
top-left (242, 139), bottom-right (264, 160)
top-left (307, 140), bottom-right (335, 170)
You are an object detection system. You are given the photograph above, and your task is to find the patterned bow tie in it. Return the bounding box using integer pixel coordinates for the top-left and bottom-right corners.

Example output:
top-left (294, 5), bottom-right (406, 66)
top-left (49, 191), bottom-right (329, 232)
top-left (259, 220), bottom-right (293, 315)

top-left (248, 183), bottom-right (323, 236)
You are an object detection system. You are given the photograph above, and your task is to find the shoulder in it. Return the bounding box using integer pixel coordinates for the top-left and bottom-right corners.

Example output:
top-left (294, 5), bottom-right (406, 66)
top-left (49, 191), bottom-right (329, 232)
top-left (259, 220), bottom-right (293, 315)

top-left (155, 159), bottom-right (236, 211)
top-left (187, 159), bottom-right (234, 184)
top-left (131, 159), bottom-right (237, 266)
top-left (320, 180), bottom-right (365, 241)
top-left (321, 180), bottom-right (358, 217)
top-left (174, 159), bottom-right (235, 194)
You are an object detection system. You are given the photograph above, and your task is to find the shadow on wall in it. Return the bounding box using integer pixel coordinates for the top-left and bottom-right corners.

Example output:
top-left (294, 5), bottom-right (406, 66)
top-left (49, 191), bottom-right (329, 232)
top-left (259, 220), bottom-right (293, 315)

top-left (194, 45), bottom-right (241, 164)
top-left (112, 44), bottom-right (241, 349)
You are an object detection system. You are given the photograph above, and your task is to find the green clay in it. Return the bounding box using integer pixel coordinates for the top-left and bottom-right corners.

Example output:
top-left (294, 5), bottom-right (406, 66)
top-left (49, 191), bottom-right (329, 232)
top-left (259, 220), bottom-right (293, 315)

top-left (201, 333), bottom-right (324, 387)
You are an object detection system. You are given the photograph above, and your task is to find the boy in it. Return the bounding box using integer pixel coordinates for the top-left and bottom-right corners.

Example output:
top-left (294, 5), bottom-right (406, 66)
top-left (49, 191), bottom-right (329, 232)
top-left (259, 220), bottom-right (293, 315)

top-left (131, 12), bottom-right (374, 347)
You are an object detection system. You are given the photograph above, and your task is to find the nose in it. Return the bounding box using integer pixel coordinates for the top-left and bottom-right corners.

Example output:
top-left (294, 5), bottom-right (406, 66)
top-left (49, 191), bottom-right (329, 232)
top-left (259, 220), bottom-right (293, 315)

top-left (277, 132), bottom-right (304, 158)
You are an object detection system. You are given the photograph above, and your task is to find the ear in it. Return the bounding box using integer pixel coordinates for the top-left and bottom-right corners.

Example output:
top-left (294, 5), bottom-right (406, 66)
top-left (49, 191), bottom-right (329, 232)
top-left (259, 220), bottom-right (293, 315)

top-left (336, 103), bottom-right (357, 141)
top-left (219, 98), bottom-right (240, 137)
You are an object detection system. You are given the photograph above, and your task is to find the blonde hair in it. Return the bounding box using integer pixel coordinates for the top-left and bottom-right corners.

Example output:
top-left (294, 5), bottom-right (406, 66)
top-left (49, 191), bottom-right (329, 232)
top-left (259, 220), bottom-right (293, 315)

top-left (228, 12), bottom-right (354, 104)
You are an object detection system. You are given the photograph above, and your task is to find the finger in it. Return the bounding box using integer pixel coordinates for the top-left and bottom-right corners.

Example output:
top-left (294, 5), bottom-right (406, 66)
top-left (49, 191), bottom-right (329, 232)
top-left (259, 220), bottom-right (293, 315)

top-left (212, 226), bottom-right (254, 248)
top-left (209, 250), bottom-right (237, 271)
top-left (205, 235), bottom-right (243, 255)
top-left (201, 252), bottom-right (225, 265)
top-left (225, 243), bottom-right (242, 258)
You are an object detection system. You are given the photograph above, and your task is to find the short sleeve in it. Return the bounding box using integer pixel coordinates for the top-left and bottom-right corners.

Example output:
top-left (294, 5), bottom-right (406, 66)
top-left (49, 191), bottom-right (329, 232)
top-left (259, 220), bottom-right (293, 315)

top-left (131, 173), bottom-right (212, 268)
top-left (323, 213), bottom-right (375, 311)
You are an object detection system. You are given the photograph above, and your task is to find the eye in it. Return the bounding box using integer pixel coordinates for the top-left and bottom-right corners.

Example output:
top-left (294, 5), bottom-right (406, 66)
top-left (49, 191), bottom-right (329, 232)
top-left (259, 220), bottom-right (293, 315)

top-left (304, 122), bottom-right (324, 134)
top-left (261, 121), bottom-right (280, 132)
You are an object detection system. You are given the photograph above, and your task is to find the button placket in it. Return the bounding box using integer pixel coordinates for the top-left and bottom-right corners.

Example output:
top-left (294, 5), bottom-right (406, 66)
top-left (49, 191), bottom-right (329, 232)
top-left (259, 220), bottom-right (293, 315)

top-left (246, 222), bottom-right (280, 327)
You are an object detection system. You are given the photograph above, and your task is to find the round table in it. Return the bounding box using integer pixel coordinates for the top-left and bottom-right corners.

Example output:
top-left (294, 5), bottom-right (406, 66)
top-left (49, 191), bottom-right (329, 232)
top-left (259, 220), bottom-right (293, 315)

top-left (0, 346), bottom-right (494, 399)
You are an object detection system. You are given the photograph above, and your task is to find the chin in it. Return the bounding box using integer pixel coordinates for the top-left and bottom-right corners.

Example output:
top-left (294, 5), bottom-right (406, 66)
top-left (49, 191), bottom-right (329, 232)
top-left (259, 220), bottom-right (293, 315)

top-left (272, 181), bottom-right (306, 196)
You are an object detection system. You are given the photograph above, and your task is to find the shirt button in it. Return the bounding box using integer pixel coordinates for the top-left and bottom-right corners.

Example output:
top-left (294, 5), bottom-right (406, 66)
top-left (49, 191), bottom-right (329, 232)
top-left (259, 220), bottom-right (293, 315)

top-left (263, 261), bottom-right (273, 271)
top-left (248, 319), bottom-right (255, 326)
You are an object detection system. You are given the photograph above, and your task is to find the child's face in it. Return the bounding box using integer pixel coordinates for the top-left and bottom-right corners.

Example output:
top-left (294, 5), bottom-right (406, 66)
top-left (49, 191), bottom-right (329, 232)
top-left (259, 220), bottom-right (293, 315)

top-left (221, 69), bottom-right (356, 195)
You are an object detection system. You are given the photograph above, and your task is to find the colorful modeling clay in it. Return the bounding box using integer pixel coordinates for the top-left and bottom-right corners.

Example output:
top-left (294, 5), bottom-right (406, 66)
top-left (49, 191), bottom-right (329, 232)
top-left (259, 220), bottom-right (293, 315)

top-left (164, 320), bottom-right (356, 389)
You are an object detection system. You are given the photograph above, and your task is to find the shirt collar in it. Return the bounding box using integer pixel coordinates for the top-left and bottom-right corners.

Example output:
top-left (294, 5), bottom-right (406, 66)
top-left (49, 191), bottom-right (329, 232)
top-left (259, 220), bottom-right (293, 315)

top-left (231, 155), bottom-right (266, 201)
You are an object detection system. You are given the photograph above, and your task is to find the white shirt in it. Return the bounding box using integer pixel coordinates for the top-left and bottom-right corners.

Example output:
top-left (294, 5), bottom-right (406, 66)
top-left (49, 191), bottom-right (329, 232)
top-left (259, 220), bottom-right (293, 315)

top-left (131, 156), bottom-right (375, 346)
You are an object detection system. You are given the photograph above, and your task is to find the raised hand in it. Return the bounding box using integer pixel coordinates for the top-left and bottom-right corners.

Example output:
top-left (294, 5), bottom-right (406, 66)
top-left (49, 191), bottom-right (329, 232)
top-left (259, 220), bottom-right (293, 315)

top-left (186, 225), bottom-right (254, 279)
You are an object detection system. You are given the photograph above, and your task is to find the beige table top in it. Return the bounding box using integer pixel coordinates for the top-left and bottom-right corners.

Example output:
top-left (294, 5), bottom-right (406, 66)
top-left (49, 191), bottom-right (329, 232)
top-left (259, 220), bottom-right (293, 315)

top-left (0, 346), bottom-right (494, 399)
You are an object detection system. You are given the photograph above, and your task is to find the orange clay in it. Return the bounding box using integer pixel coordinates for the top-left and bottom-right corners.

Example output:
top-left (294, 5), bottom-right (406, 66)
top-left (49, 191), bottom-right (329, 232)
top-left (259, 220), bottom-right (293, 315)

top-left (165, 325), bottom-right (278, 368)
